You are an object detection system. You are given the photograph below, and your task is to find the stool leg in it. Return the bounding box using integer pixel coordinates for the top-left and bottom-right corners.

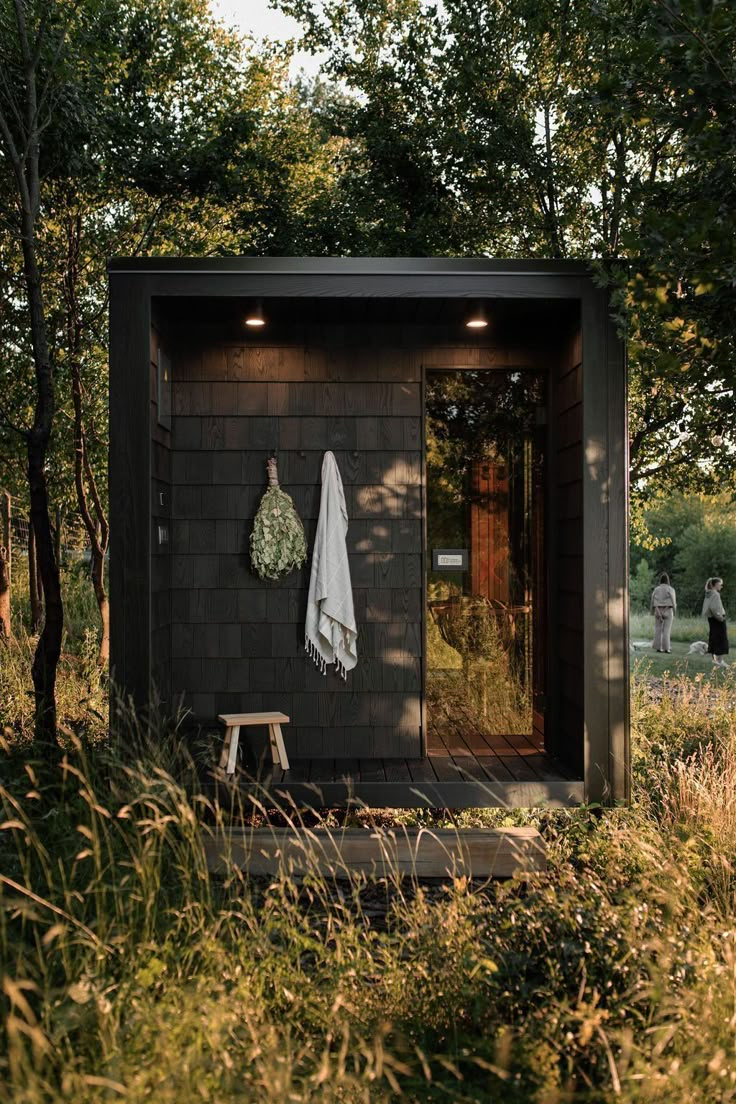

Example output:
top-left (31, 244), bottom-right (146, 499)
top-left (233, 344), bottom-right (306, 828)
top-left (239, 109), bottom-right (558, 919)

top-left (219, 726), bottom-right (232, 771)
top-left (267, 724), bottom-right (280, 766)
top-left (271, 723), bottom-right (290, 771)
top-left (226, 725), bottom-right (240, 775)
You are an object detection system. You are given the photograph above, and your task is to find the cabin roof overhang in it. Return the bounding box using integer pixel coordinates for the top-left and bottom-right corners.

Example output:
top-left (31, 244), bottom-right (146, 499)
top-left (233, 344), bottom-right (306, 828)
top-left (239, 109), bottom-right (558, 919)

top-left (107, 256), bottom-right (602, 302)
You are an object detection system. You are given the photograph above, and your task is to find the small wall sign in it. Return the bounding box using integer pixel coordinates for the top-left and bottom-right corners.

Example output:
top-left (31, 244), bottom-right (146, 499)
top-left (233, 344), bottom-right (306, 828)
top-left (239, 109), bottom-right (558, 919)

top-left (432, 549), bottom-right (468, 571)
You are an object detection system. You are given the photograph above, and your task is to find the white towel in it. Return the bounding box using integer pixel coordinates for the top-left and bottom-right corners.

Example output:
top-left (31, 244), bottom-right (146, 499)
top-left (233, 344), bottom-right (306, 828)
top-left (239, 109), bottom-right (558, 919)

top-left (305, 451), bottom-right (358, 678)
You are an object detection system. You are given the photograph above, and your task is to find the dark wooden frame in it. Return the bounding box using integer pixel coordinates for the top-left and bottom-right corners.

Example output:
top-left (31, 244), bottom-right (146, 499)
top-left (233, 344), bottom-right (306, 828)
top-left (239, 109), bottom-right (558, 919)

top-left (420, 361), bottom-right (548, 769)
top-left (108, 257), bottom-right (629, 806)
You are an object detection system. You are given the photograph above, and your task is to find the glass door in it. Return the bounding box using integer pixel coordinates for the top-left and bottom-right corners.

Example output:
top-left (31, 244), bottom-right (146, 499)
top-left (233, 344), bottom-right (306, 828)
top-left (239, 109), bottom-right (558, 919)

top-left (425, 369), bottom-right (546, 741)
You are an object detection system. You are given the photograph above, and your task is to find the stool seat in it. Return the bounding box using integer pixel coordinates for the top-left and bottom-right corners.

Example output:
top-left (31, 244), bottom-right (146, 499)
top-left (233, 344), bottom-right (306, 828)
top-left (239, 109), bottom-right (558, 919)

top-left (218, 711), bottom-right (289, 727)
top-left (217, 712), bottom-right (291, 775)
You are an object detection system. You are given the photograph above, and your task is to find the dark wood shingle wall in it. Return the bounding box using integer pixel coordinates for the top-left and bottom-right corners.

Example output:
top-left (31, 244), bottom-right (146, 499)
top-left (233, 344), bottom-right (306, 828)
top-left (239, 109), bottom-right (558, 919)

top-left (167, 328), bottom-right (523, 759)
top-left (150, 321), bottom-right (172, 706)
top-left (550, 324), bottom-right (584, 770)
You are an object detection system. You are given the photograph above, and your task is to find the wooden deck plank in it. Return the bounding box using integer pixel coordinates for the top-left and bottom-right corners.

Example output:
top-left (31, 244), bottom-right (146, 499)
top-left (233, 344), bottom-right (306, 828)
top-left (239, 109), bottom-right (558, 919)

top-left (383, 758), bottom-right (413, 782)
top-left (454, 728), bottom-right (498, 754)
top-left (426, 733), bottom-right (447, 753)
top-left (518, 733), bottom-right (546, 752)
top-left (358, 759), bottom-right (388, 783)
top-left (429, 754), bottom-right (464, 782)
top-left (407, 757), bottom-right (440, 784)
top-left (446, 726), bottom-right (545, 783)
top-left (449, 754), bottom-right (492, 784)
top-left (442, 712), bottom-right (487, 758)
top-left (471, 730), bottom-right (528, 752)
top-left (522, 754), bottom-right (576, 782)
top-left (444, 733), bottom-right (478, 757)
top-left (334, 758), bottom-right (361, 783)
top-left (475, 755), bottom-right (516, 782)
top-left (494, 753), bottom-right (540, 783)
top-left (307, 759), bottom-right (336, 784)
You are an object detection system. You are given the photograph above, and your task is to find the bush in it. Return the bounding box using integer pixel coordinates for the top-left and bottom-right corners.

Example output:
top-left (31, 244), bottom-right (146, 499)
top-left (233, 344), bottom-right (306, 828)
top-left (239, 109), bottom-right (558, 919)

top-left (630, 557), bottom-right (656, 611)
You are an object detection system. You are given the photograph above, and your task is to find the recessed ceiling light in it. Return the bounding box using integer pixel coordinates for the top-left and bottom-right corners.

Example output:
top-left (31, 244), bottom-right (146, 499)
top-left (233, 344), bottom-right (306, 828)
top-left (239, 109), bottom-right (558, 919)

top-left (465, 302), bottom-right (488, 329)
top-left (245, 300), bottom-right (266, 327)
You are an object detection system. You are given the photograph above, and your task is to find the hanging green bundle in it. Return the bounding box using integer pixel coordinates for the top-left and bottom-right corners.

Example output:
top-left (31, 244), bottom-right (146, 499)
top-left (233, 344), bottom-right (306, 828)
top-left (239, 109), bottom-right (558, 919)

top-left (250, 456), bottom-right (307, 580)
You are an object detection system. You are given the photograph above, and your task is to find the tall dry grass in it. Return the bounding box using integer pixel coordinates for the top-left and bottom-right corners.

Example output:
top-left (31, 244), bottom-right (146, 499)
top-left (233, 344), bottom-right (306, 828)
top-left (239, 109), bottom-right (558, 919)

top-left (1, 649), bottom-right (736, 1098)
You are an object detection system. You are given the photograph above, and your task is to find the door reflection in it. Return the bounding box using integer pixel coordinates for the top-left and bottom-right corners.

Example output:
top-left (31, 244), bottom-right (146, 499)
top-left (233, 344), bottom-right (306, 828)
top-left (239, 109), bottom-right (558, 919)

top-left (426, 370), bottom-right (545, 739)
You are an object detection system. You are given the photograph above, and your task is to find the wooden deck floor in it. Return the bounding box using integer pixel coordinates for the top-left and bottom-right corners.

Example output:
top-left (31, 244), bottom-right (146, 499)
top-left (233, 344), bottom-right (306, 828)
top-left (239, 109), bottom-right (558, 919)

top-left (224, 707), bottom-right (583, 809)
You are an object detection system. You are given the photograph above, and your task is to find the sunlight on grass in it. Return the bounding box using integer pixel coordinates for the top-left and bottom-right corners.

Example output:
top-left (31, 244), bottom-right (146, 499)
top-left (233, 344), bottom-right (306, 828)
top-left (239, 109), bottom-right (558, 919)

top-left (1, 668), bottom-right (736, 1099)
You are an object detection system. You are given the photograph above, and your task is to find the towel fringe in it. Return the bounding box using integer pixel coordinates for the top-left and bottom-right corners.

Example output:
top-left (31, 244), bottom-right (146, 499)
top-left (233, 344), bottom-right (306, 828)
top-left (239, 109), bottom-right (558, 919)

top-left (305, 634), bottom-right (327, 675)
top-left (305, 634), bottom-right (348, 679)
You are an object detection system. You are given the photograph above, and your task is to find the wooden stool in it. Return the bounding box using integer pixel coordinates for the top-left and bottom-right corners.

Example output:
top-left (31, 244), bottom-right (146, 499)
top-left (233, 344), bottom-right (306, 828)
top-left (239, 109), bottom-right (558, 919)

top-left (217, 712), bottom-right (290, 776)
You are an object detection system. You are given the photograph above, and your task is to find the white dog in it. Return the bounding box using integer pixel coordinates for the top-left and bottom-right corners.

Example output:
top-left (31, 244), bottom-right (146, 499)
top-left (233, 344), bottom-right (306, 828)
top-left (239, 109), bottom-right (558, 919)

top-left (688, 641), bottom-right (709, 655)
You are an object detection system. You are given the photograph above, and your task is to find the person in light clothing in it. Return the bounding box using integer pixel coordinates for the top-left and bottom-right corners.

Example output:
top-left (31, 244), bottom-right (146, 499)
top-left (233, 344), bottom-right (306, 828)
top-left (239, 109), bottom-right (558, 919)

top-left (702, 577), bottom-right (729, 667)
top-left (650, 572), bottom-right (677, 653)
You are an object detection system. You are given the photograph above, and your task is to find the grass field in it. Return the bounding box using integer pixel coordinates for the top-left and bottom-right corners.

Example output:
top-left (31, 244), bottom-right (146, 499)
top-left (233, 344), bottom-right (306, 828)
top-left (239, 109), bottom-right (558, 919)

top-left (629, 610), bottom-right (732, 681)
top-left (2, 600), bottom-right (736, 1101)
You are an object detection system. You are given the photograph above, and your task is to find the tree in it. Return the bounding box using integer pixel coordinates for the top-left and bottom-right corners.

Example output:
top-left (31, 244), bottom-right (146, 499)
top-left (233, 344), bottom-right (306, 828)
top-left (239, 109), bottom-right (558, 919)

top-left (0, 0), bottom-right (70, 755)
top-left (674, 522), bottom-right (736, 615)
top-left (630, 557), bottom-right (656, 612)
top-left (616, 0), bottom-right (736, 492)
top-left (632, 490), bottom-right (736, 613)
top-left (278, 0), bottom-right (736, 491)
top-left (1, 0), bottom-right (345, 697)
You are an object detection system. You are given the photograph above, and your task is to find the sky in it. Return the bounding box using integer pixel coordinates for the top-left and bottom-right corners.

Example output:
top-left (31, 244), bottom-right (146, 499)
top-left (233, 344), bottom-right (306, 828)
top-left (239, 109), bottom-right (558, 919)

top-left (211, 0), bottom-right (324, 77)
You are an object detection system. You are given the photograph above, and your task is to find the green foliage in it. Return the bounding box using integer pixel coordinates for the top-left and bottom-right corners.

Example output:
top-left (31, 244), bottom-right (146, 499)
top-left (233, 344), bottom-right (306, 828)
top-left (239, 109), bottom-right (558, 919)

top-left (0, 0), bottom-right (344, 508)
top-left (630, 557), bottom-right (655, 612)
top-left (250, 486), bottom-right (308, 580)
top-left (631, 492), bottom-right (736, 614)
top-left (280, 0), bottom-right (736, 494)
top-left (674, 521), bottom-right (736, 614)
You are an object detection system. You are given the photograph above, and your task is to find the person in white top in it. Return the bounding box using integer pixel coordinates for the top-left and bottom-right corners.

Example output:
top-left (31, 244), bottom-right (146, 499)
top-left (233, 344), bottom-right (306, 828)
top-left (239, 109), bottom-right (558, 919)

top-left (650, 572), bottom-right (677, 653)
top-left (702, 577), bottom-right (729, 667)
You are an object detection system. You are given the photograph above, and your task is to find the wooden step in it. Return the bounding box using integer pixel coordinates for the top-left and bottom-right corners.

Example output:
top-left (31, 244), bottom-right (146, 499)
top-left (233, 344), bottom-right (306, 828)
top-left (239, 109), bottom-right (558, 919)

top-left (204, 826), bottom-right (546, 879)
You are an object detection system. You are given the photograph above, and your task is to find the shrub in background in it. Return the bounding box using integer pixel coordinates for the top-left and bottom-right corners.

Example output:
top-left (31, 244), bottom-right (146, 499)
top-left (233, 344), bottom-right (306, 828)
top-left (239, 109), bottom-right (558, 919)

top-left (629, 556), bottom-right (655, 611)
top-left (674, 519), bottom-right (736, 614)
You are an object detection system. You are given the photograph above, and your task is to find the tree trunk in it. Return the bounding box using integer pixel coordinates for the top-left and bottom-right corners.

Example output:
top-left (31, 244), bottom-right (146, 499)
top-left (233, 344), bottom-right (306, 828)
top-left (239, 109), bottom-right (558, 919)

top-left (54, 505), bottom-right (63, 568)
top-left (66, 212), bottom-right (110, 667)
top-left (28, 514), bottom-right (43, 632)
top-left (23, 228), bottom-right (63, 753)
top-left (91, 543), bottom-right (109, 664)
top-left (28, 453), bottom-right (62, 753)
top-left (0, 0), bottom-right (64, 758)
top-left (0, 492), bottom-right (10, 640)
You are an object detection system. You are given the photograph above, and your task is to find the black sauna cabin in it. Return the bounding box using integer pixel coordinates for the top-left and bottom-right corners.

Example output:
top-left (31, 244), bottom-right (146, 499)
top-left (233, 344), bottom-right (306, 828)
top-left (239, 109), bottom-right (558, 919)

top-left (108, 258), bottom-right (629, 808)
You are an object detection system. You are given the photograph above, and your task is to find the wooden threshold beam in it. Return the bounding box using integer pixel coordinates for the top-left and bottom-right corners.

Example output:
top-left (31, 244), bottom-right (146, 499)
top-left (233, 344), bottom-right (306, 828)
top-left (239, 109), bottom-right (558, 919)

top-left (214, 773), bottom-right (584, 809)
top-left (204, 826), bottom-right (546, 879)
